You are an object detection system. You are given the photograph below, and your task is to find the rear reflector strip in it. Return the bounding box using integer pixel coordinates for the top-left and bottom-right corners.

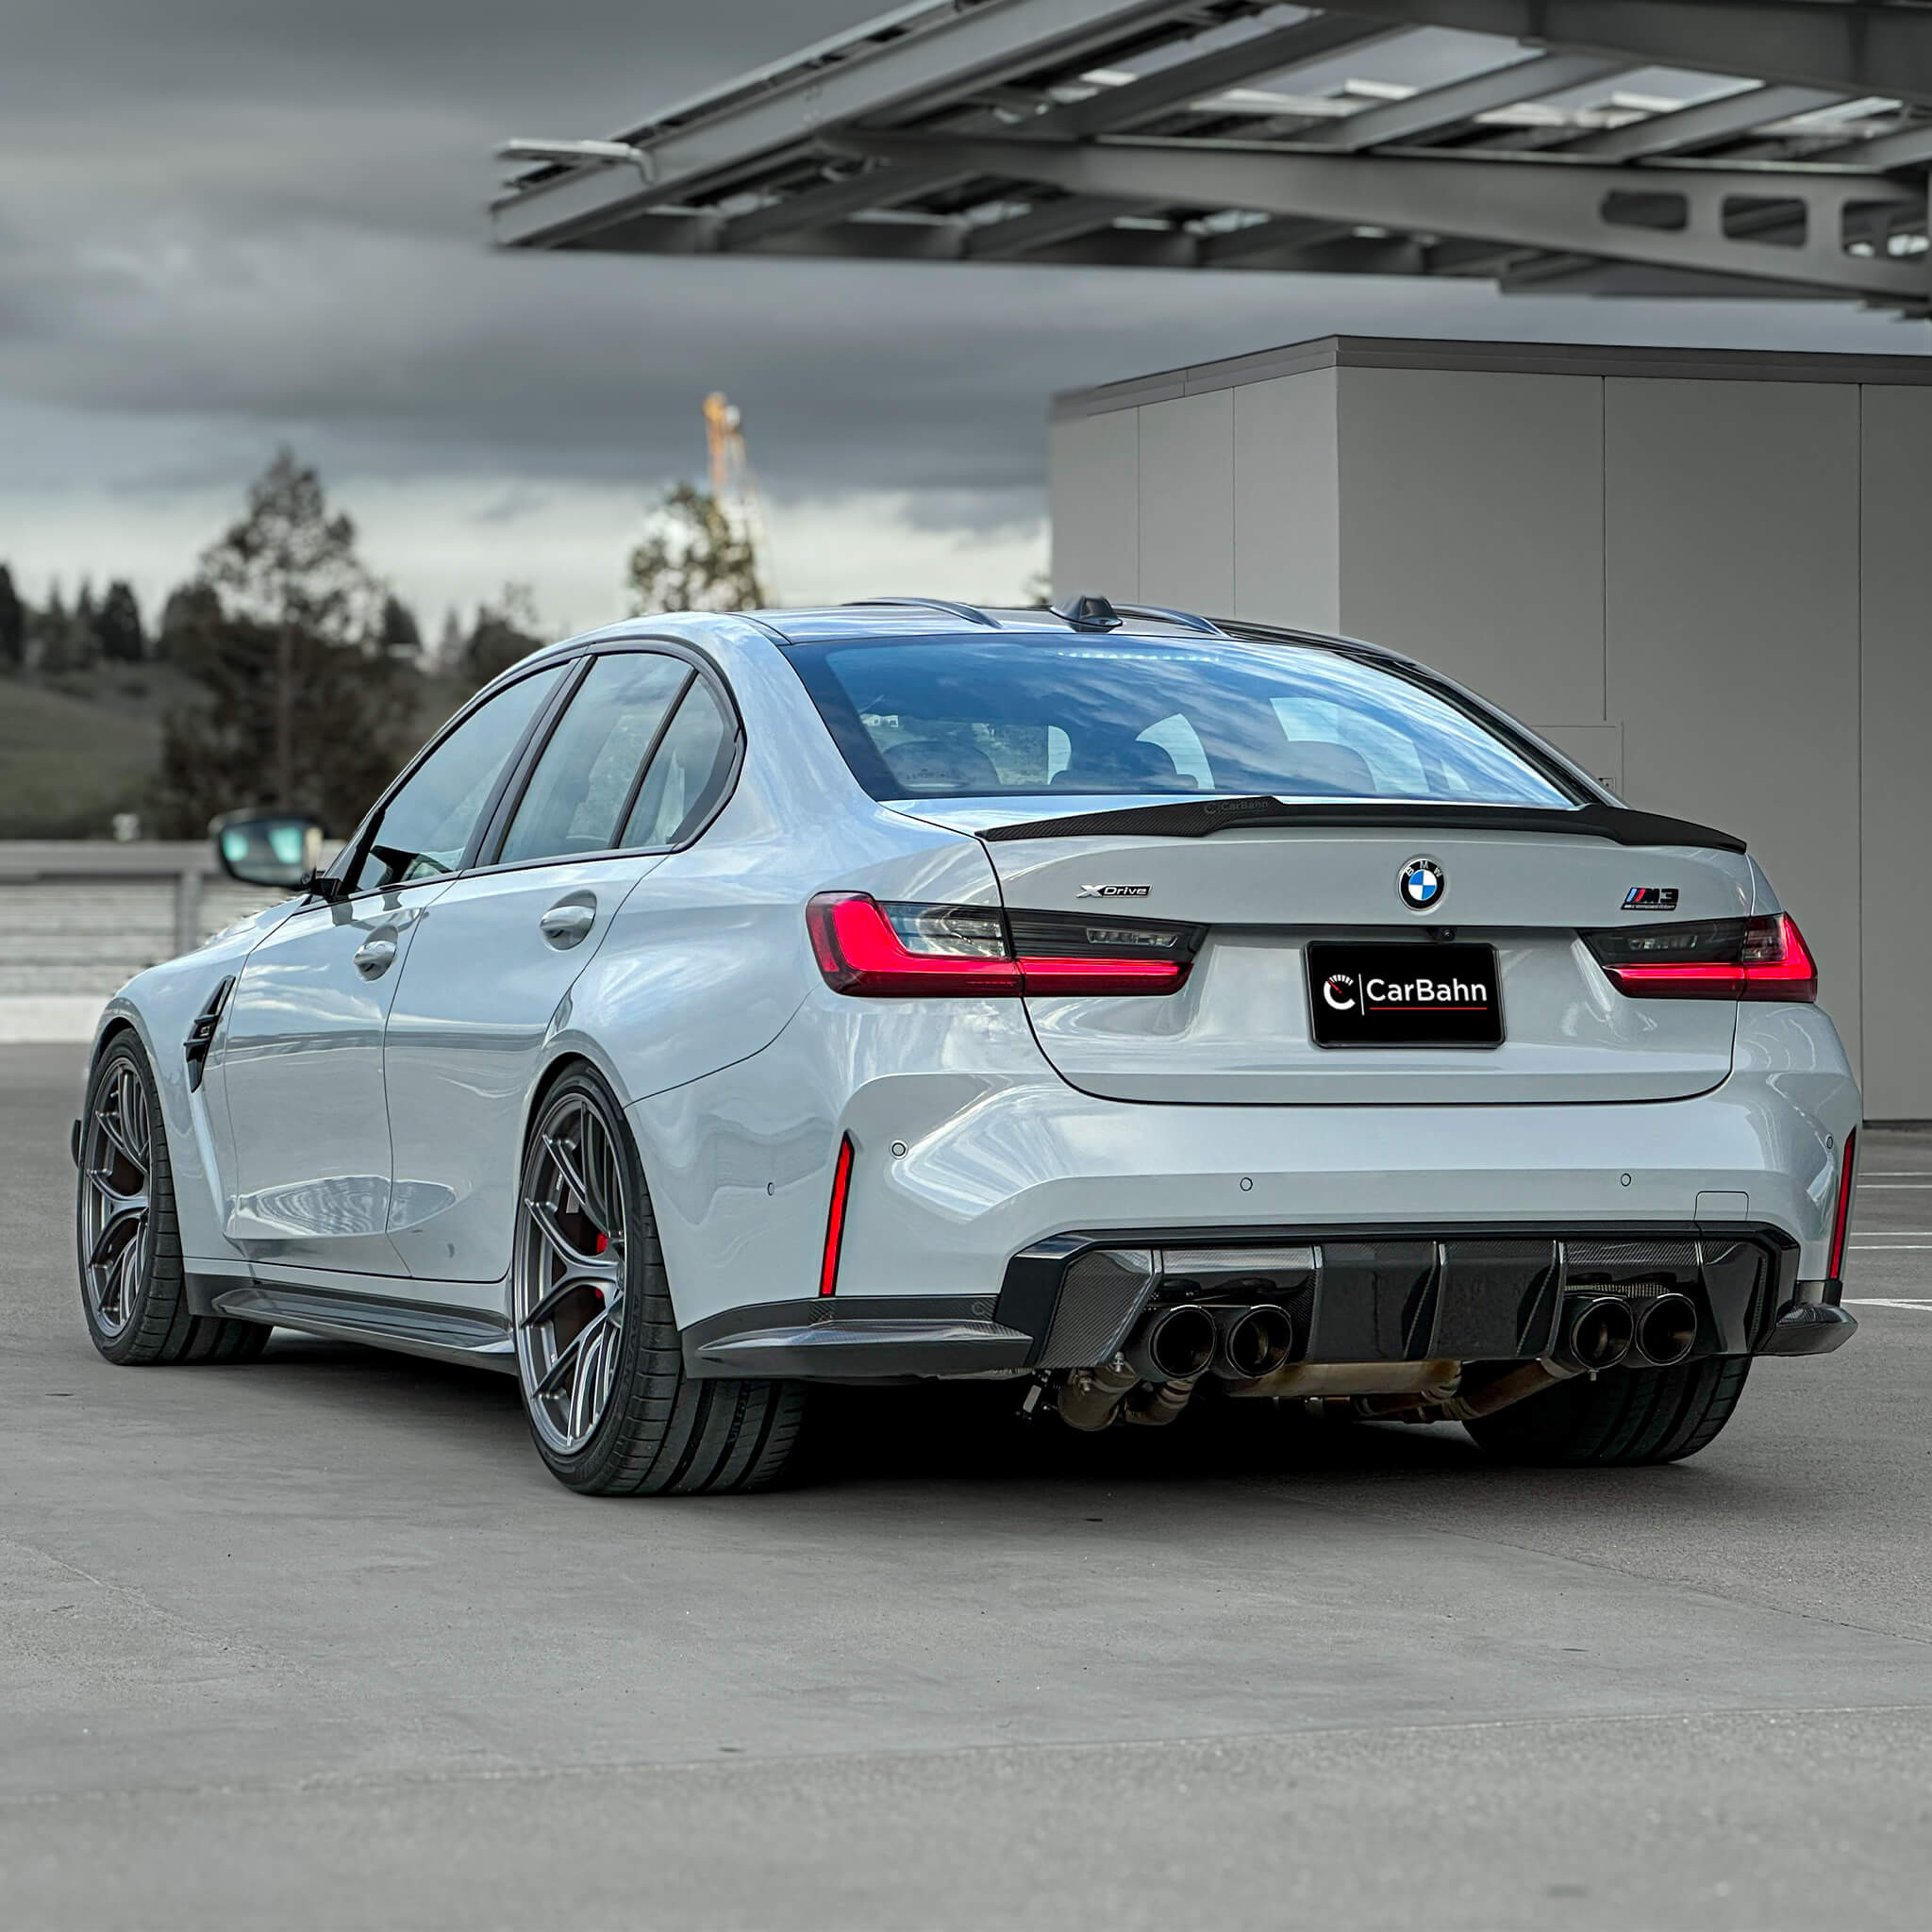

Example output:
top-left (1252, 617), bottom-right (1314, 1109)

top-left (1828, 1129), bottom-right (1858, 1281)
top-left (819, 1134), bottom-right (855, 1297)
top-left (1586, 911), bottom-right (1818, 1003)
top-left (807, 892), bottom-right (1194, 997)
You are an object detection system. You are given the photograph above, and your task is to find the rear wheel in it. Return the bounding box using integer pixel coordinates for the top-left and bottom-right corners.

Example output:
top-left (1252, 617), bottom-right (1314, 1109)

top-left (76, 1034), bottom-right (272, 1366)
top-left (1463, 1357), bottom-right (1750, 1466)
top-left (511, 1066), bottom-right (808, 1496)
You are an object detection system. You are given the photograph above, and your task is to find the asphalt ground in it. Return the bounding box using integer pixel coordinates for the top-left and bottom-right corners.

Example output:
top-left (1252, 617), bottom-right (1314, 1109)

top-left (4, 1041), bottom-right (1931, 1930)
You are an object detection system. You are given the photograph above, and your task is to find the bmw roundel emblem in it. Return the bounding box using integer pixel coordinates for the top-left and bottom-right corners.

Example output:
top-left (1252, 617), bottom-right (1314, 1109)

top-left (1398, 857), bottom-right (1446, 911)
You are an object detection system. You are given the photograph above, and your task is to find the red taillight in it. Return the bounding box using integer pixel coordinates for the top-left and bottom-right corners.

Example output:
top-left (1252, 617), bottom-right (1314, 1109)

top-left (819, 1133), bottom-right (854, 1297)
top-left (1591, 912), bottom-right (1818, 1003)
top-left (1012, 954), bottom-right (1190, 994)
top-left (1827, 1128), bottom-right (1857, 1281)
top-left (806, 893), bottom-right (1193, 998)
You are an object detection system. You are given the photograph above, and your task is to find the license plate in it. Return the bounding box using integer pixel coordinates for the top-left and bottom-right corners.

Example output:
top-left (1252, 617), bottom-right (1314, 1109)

top-left (1307, 941), bottom-right (1503, 1048)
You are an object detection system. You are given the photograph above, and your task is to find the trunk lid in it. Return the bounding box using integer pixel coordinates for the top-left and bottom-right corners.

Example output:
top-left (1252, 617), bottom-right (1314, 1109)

top-left (945, 808), bottom-right (1752, 1107)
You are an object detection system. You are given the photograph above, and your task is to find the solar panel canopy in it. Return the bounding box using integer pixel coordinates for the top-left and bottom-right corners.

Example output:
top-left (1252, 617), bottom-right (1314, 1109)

top-left (492, 0), bottom-right (1932, 313)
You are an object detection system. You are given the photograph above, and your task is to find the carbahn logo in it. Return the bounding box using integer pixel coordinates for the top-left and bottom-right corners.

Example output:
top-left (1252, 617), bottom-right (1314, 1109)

top-left (1622, 886), bottom-right (1679, 910)
top-left (1397, 857), bottom-right (1445, 911)
top-left (1323, 973), bottom-right (1358, 1011)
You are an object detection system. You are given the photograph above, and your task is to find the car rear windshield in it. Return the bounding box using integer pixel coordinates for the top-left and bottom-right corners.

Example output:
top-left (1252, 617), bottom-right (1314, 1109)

top-left (786, 633), bottom-right (1574, 807)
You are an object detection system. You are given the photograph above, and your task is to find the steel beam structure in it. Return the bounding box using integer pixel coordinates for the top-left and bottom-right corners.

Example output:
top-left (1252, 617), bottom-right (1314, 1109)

top-left (1561, 83), bottom-right (1848, 158)
top-left (492, 0), bottom-right (1932, 313)
top-left (1304, 50), bottom-right (1628, 147)
top-left (839, 129), bottom-right (1926, 297)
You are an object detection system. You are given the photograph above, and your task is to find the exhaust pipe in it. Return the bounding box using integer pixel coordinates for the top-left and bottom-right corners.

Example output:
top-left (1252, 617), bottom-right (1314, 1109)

top-left (1214, 1305), bottom-right (1294, 1380)
top-left (1563, 1296), bottom-right (1635, 1372)
top-left (1124, 1304), bottom-right (1218, 1383)
top-left (1117, 1304), bottom-right (1218, 1429)
top-left (1056, 1362), bottom-right (1138, 1433)
top-left (1634, 1293), bottom-right (1698, 1368)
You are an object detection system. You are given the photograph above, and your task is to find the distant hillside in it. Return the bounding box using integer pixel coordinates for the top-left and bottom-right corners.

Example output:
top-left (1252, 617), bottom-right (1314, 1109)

top-left (0, 664), bottom-right (477, 840)
top-left (0, 670), bottom-right (169, 838)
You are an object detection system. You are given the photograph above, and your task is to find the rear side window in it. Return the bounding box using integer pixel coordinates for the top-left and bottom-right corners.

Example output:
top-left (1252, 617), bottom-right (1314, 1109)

top-left (619, 679), bottom-right (735, 849)
top-left (497, 653), bottom-right (691, 865)
top-left (787, 634), bottom-right (1572, 808)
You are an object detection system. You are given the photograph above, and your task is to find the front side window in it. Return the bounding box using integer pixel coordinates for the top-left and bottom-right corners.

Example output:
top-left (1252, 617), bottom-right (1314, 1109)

top-left (349, 665), bottom-right (564, 892)
top-left (497, 653), bottom-right (691, 866)
top-left (787, 634), bottom-right (1573, 808)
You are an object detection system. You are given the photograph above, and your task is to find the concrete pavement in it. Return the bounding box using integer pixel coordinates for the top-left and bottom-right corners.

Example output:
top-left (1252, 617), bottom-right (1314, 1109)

top-left (5, 1042), bottom-right (1930, 1929)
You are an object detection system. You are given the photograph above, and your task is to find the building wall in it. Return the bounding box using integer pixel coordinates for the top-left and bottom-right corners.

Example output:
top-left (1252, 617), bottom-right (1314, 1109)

top-left (1138, 391), bottom-right (1235, 611)
top-left (1233, 369), bottom-right (1340, 629)
top-left (1603, 377), bottom-right (1863, 1070)
top-left (1049, 342), bottom-right (1932, 1109)
top-left (1336, 366), bottom-right (1607, 733)
top-left (1048, 408), bottom-right (1141, 598)
top-left (1858, 385), bottom-right (1932, 1120)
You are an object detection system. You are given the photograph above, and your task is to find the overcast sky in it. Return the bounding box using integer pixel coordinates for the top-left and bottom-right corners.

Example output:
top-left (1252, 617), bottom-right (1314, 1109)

top-left (4, 0), bottom-right (1925, 634)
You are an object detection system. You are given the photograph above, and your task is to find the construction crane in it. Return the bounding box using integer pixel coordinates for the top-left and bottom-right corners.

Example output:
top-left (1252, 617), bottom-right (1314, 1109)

top-left (702, 391), bottom-right (774, 601)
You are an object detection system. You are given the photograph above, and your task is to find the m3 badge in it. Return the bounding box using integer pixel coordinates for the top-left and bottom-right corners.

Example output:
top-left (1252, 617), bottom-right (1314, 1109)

top-left (1622, 887), bottom-right (1679, 910)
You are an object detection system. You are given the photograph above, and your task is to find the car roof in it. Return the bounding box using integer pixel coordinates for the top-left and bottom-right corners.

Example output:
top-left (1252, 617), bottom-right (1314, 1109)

top-left (747, 598), bottom-right (1416, 665)
top-left (525, 597), bottom-right (1422, 674)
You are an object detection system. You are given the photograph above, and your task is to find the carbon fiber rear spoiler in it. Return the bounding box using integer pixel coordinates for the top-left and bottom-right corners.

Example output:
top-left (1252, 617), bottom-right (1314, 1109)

top-left (976, 797), bottom-right (1746, 853)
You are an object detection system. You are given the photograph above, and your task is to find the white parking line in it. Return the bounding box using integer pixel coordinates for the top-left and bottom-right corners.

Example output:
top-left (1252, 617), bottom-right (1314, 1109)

top-left (1857, 1183), bottom-right (1932, 1190)
top-left (1846, 1298), bottom-right (1932, 1309)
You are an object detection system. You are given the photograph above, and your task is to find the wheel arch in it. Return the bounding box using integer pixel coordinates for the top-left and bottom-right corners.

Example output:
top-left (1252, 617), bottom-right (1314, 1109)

top-left (521, 1045), bottom-right (636, 1162)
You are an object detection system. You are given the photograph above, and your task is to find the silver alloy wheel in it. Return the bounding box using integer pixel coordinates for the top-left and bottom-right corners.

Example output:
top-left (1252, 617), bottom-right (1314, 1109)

top-left (82, 1058), bottom-right (153, 1339)
top-left (513, 1091), bottom-right (629, 1456)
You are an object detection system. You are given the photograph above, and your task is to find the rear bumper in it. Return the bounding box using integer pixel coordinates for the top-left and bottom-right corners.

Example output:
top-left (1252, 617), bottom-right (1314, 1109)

top-left (636, 1003), bottom-right (1859, 1342)
top-left (835, 1075), bottom-right (1858, 1302)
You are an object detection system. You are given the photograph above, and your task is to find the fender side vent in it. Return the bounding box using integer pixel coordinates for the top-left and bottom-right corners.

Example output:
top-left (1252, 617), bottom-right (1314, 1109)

top-left (183, 975), bottom-right (236, 1091)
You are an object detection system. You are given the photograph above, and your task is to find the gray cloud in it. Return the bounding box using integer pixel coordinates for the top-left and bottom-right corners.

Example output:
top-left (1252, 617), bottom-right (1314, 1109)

top-left (3, 0), bottom-right (1924, 609)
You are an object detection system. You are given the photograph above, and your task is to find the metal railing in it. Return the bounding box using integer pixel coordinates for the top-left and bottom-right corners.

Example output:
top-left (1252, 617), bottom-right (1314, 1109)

top-left (0, 842), bottom-right (283, 1000)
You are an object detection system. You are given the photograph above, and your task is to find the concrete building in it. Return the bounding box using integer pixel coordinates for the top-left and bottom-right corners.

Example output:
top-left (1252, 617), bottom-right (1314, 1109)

top-left (1050, 336), bottom-right (1932, 1117)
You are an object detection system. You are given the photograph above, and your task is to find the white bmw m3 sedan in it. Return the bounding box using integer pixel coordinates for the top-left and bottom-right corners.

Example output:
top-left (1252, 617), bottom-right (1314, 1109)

top-left (75, 595), bottom-right (1861, 1493)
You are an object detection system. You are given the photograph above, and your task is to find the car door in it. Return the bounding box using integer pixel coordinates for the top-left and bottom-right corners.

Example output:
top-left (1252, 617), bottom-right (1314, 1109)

top-left (208, 662), bottom-right (569, 1274)
top-left (382, 647), bottom-right (738, 1286)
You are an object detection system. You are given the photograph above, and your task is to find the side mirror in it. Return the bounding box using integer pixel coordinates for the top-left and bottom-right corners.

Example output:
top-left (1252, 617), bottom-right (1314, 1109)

top-left (212, 811), bottom-right (325, 890)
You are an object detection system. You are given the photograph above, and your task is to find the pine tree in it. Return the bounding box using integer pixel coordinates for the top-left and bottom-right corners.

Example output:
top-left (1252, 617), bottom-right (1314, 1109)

top-left (0, 565), bottom-right (23, 670)
top-left (380, 593), bottom-right (423, 657)
top-left (157, 582), bottom-right (224, 662)
top-left (96, 580), bottom-right (146, 662)
top-left (153, 451), bottom-right (421, 838)
top-left (28, 587), bottom-right (71, 672)
top-left (461, 583), bottom-right (544, 687)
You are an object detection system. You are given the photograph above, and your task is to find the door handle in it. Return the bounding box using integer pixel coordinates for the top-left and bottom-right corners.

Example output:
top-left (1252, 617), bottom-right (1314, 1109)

top-left (540, 902), bottom-right (596, 948)
top-left (353, 936), bottom-right (398, 978)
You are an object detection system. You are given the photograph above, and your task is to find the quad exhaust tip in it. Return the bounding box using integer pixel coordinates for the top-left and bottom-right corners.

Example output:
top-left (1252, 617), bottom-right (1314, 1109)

top-left (1216, 1305), bottom-right (1294, 1380)
top-left (1127, 1304), bottom-right (1219, 1382)
top-left (1566, 1296), bottom-right (1636, 1371)
top-left (1635, 1293), bottom-right (1698, 1368)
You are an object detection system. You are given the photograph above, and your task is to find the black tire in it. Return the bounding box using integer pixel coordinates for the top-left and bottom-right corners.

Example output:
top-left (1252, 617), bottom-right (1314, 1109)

top-left (76, 1033), bottom-right (274, 1367)
top-left (1463, 1356), bottom-right (1751, 1466)
top-left (511, 1064), bottom-right (808, 1497)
